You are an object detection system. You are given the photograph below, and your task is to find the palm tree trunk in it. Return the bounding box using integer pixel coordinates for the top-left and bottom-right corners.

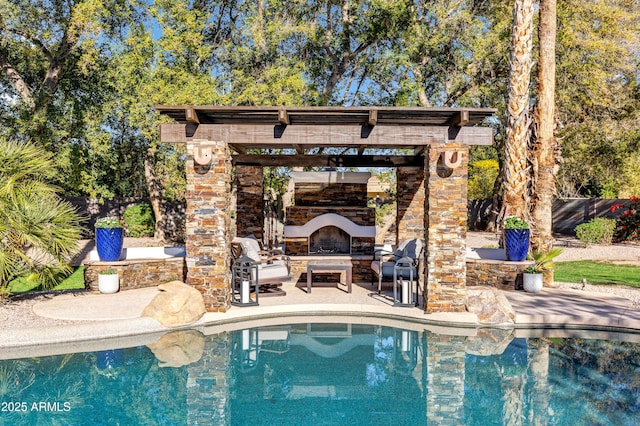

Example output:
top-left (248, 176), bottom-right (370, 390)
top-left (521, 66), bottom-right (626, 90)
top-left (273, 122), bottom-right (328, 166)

top-left (502, 0), bottom-right (535, 223)
top-left (531, 0), bottom-right (558, 255)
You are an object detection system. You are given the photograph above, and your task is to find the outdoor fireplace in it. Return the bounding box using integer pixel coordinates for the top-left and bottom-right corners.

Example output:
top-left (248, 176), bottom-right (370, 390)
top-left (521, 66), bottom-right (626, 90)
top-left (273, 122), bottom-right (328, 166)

top-left (309, 226), bottom-right (350, 255)
top-left (284, 171), bottom-right (375, 256)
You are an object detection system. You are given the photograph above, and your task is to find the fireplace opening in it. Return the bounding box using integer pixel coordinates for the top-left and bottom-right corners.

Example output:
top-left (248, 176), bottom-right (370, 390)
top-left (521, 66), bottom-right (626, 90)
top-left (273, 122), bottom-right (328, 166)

top-left (309, 226), bottom-right (350, 255)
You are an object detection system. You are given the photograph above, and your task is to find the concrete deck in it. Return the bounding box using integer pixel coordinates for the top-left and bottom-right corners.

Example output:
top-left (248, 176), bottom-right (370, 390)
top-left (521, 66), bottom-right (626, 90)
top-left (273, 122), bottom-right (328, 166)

top-left (1, 274), bottom-right (639, 357)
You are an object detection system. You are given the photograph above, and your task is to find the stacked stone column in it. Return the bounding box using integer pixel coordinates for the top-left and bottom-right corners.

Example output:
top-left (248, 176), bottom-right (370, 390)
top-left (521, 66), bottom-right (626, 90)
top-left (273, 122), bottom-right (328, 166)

top-left (396, 167), bottom-right (426, 244)
top-left (426, 332), bottom-right (466, 424)
top-left (235, 165), bottom-right (264, 240)
top-left (187, 333), bottom-right (231, 424)
top-left (185, 140), bottom-right (232, 312)
top-left (424, 144), bottom-right (468, 313)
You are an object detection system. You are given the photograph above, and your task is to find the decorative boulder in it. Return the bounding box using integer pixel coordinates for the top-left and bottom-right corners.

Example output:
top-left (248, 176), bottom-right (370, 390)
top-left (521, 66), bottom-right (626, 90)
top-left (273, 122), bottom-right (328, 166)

top-left (147, 330), bottom-right (205, 368)
top-left (466, 286), bottom-right (516, 325)
top-left (142, 281), bottom-right (206, 327)
top-left (465, 328), bottom-right (516, 356)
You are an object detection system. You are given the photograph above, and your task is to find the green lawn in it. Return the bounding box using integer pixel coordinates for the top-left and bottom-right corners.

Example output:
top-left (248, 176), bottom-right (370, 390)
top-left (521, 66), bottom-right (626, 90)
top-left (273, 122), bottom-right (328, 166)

top-left (6, 266), bottom-right (85, 294)
top-left (555, 261), bottom-right (640, 288)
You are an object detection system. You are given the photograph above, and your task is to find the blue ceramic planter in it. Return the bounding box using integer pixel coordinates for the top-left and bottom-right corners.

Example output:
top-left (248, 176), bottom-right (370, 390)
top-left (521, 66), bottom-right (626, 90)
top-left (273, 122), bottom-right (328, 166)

top-left (504, 229), bottom-right (530, 261)
top-left (96, 227), bottom-right (124, 261)
top-left (97, 349), bottom-right (123, 369)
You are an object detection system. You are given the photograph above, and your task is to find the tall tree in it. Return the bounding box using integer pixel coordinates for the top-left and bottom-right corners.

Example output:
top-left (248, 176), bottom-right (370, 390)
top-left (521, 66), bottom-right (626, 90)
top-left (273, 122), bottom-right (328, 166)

top-left (0, 0), bottom-right (136, 138)
top-left (502, 0), bottom-right (535, 222)
top-left (530, 0), bottom-right (558, 253)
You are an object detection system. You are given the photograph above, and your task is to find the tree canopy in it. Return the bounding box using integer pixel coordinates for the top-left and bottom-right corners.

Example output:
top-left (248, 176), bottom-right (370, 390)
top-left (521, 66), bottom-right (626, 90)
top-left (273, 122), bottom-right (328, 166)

top-left (0, 0), bottom-right (638, 218)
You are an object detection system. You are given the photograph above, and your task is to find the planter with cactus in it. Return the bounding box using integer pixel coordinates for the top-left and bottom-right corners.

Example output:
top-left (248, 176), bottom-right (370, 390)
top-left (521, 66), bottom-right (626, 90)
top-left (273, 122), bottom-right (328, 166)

top-left (523, 249), bottom-right (563, 293)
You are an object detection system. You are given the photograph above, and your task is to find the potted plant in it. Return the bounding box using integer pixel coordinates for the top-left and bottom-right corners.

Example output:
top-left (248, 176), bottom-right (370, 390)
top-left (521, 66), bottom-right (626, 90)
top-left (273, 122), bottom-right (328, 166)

top-left (98, 267), bottom-right (120, 293)
top-left (503, 216), bottom-right (530, 261)
top-left (95, 216), bottom-right (124, 261)
top-left (523, 248), bottom-right (563, 292)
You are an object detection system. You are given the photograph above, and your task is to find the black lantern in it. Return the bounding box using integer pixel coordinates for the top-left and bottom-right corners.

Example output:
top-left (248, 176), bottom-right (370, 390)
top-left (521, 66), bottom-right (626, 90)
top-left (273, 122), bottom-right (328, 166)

top-left (232, 255), bottom-right (259, 306)
top-left (395, 329), bottom-right (418, 373)
top-left (235, 328), bottom-right (259, 371)
top-left (393, 256), bottom-right (417, 307)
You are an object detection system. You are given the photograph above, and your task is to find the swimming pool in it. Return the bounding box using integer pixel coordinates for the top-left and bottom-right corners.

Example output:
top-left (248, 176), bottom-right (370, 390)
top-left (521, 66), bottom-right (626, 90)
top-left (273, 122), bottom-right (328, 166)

top-left (1, 322), bottom-right (639, 425)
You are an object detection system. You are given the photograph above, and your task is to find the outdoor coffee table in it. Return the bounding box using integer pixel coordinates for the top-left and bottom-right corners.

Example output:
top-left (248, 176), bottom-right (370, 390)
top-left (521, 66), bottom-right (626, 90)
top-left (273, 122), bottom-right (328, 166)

top-left (306, 259), bottom-right (352, 293)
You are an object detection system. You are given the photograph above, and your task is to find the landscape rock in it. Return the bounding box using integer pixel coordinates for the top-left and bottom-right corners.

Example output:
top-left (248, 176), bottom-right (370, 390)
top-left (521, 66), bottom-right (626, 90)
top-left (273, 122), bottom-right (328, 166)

top-left (142, 281), bottom-right (206, 327)
top-left (147, 330), bottom-right (205, 367)
top-left (465, 328), bottom-right (516, 356)
top-left (466, 286), bottom-right (516, 325)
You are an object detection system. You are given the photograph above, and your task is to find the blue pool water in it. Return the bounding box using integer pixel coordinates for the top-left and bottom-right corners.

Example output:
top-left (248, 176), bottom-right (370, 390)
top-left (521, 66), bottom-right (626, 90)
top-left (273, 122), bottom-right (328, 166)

top-left (1, 323), bottom-right (639, 425)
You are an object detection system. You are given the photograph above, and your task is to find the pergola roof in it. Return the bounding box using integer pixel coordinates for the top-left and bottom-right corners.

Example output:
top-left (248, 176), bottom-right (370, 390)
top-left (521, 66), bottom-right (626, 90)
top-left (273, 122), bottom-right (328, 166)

top-left (156, 105), bottom-right (495, 127)
top-left (156, 105), bottom-right (496, 167)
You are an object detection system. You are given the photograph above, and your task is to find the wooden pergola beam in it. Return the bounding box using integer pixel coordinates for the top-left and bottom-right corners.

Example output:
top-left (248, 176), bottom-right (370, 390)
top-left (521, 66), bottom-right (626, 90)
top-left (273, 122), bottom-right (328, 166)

top-left (232, 154), bottom-right (424, 168)
top-left (185, 107), bottom-right (200, 125)
top-left (448, 110), bottom-right (470, 127)
top-left (160, 123), bottom-right (493, 146)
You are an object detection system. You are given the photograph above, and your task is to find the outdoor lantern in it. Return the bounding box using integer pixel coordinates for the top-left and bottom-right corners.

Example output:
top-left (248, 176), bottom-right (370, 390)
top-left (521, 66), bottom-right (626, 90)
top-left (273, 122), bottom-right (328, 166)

top-left (395, 329), bottom-right (418, 373)
top-left (393, 256), bottom-right (417, 307)
top-left (237, 328), bottom-right (259, 371)
top-left (232, 255), bottom-right (259, 306)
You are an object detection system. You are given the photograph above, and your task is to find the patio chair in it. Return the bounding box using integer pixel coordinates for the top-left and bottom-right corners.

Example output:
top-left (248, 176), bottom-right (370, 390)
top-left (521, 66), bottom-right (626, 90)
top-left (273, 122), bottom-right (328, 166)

top-left (370, 238), bottom-right (423, 294)
top-left (231, 239), bottom-right (290, 288)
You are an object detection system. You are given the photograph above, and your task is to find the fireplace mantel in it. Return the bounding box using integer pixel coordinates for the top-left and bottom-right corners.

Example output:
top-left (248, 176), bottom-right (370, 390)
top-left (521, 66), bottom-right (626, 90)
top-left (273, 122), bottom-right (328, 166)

top-left (284, 213), bottom-right (375, 238)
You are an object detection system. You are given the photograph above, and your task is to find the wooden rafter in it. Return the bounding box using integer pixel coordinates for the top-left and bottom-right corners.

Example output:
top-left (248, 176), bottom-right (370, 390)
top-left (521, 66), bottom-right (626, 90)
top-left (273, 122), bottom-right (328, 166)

top-left (232, 154), bottom-right (424, 168)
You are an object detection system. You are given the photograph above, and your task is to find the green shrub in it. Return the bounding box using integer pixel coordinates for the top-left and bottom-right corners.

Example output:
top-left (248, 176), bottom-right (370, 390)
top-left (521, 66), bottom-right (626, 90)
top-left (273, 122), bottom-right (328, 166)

top-left (504, 216), bottom-right (529, 229)
top-left (123, 204), bottom-right (155, 238)
top-left (574, 217), bottom-right (616, 245)
top-left (468, 159), bottom-right (499, 199)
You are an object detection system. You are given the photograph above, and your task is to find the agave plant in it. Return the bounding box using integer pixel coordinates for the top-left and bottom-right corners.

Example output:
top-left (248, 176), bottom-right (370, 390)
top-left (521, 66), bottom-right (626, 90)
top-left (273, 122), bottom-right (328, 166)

top-left (0, 138), bottom-right (85, 292)
top-left (524, 248), bottom-right (563, 274)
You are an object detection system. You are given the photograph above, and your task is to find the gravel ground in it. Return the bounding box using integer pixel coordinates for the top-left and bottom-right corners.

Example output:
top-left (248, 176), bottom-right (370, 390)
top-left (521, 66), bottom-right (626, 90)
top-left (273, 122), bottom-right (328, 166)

top-left (2, 233), bottom-right (639, 331)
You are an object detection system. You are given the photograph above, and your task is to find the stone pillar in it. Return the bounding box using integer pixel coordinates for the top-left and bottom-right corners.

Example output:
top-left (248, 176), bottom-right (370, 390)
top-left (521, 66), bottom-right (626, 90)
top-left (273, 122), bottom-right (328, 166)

top-left (396, 167), bottom-right (426, 244)
top-left (424, 144), bottom-right (468, 313)
top-left (185, 139), bottom-right (232, 312)
top-left (426, 331), bottom-right (466, 424)
top-left (187, 333), bottom-right (231, 425)
top-left (235, 165), bottom-right (264, 240)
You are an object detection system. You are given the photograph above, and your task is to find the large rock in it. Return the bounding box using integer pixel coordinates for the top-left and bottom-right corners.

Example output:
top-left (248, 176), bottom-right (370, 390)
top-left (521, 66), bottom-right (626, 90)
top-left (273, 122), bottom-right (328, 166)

top-left (466, 286), bottom-right (516, 325)
top-left (465, 328), bottom-right (516, 356)
top-left (147, 330), bottom-right (205, 367)
top-left (142, 281), bottom-right (206, 327)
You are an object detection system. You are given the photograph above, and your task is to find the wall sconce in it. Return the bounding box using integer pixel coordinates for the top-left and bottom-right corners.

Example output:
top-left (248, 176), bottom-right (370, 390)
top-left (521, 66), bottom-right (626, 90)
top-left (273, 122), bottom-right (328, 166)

top-left (441, 150), bottom-right (463, 169)
top-left (193, 146), bottom-right (212, 165)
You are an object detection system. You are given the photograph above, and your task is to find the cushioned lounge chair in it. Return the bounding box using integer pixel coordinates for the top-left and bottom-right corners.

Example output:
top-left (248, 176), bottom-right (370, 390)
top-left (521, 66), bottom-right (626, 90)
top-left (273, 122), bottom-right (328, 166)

top-left (370, 238), bottom-right (423, 294)
top-left (231, 237), bottom-right (290, 288)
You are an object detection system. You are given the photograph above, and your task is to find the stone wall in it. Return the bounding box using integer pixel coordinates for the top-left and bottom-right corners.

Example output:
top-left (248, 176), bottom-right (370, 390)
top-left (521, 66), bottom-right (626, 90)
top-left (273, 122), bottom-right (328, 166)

top-left (84, 258), bottom-right (186, 291)
top-left (235, 165), bottom-right (264, 240)
top-left (185, 140), bottom-right (232, 312)
top-left (294, 182), bottom-right (368, 206)
top-left (396, 167), bottom-right (425, 244)
top-left (466, 259), bottom-right (530, 290)
top-left (424, 145), bottom-right (468, 313)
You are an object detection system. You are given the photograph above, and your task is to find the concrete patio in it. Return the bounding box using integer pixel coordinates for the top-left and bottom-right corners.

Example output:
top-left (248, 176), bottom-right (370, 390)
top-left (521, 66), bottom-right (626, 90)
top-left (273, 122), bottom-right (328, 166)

top-left (1, 274), bottom-right (638, 355)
